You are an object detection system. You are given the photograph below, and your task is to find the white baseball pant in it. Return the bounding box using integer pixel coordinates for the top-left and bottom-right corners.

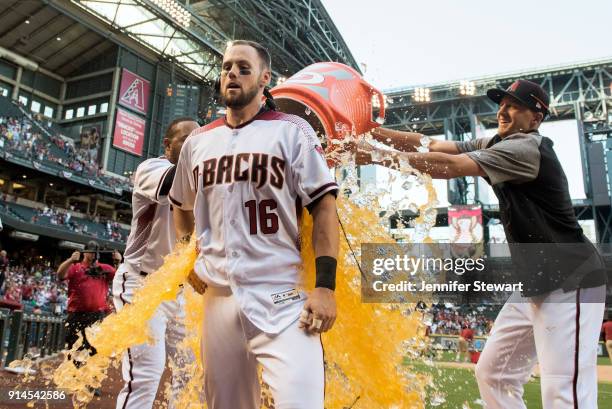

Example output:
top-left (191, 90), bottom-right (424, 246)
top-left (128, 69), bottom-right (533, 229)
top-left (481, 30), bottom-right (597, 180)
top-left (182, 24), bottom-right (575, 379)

top-left (202, 286), bottom-right (324, 409)
top-left (112, 266), bottom-right (191, 409)
top-left (475, 285), bottom-right (605, 409)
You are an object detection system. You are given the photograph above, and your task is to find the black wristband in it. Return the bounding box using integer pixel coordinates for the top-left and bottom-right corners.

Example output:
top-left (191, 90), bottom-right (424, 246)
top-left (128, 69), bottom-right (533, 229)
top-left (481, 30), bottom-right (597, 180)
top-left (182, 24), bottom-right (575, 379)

top-left (315, 256), bottom-right (337, 291)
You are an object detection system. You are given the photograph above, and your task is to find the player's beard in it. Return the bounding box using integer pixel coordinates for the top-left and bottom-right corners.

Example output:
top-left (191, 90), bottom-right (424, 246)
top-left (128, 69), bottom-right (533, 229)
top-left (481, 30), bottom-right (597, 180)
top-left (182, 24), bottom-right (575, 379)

top-left (222, 82), bottom-right (260, 109)
top-left (223, 77), bottom-right (259, 109)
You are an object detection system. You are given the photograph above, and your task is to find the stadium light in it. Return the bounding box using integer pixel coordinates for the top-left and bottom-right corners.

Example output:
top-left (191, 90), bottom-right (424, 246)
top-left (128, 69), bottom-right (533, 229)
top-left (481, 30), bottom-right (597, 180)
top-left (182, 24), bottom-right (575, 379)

top-left (151, 0), bottom-right (191, 28)
top-left (371, 94), bottom-right (390, 109)
top-left (276, 76), bottom-right (287, 85)
top-left (459, 80), bottom-right (476, 96)
top-left (413, 87), bottom-right (431, 102)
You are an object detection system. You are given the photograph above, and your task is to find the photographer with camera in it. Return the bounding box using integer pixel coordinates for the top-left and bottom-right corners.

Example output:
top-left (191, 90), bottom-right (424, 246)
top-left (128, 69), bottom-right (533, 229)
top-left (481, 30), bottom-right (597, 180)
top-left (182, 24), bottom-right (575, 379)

top-left (57, 240), bottom-right (121, 357)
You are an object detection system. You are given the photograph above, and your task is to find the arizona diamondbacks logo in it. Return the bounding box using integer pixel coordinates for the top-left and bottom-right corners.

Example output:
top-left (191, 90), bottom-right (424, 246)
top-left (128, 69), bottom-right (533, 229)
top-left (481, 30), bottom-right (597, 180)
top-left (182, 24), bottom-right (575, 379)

top-left (508, 81), bottom-right (520, 92)
top-left (120, 79), bottom-right (145, 112)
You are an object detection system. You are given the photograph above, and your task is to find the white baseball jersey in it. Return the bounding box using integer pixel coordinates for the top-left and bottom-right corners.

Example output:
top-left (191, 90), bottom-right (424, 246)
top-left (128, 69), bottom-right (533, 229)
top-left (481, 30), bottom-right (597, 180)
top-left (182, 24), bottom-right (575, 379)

top-left (113, 157), bottom-right (199, 409)
top-left (169, 109), bottom-right (338, 334)
top-left (123, 157), bottom-right (176, 274)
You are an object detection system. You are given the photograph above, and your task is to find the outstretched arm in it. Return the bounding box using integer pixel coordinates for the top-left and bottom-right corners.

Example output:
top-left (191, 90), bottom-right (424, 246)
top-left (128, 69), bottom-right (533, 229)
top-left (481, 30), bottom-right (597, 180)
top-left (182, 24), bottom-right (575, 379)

top-left (400, 152), bottom-right (486, 179)
top-left (358, 150), bottom-right (486, 180)
top-left (371, 127), bottom-right (460, 154)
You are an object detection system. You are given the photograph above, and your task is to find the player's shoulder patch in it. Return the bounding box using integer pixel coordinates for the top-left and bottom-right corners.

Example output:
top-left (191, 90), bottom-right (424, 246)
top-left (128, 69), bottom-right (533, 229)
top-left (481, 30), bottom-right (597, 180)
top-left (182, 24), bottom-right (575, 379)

top-left (257, 111), bottom-right (317, 139)
top-left (190, 117), bottom-right (225, 138)
top-left (258, 111), bottom-right (323, 156)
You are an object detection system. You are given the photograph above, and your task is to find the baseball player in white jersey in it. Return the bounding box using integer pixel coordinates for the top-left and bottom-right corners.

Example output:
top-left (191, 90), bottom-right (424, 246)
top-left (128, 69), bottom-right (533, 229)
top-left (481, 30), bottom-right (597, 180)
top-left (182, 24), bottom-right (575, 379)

top-left (112, 117), bottom-right (199, 409)
top-left (170, 40), bottom-right (340, 409)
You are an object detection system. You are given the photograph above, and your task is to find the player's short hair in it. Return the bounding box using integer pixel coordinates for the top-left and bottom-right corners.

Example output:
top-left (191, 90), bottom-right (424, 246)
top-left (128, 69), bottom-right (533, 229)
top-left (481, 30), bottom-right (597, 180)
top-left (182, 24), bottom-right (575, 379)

top-left (164, 117), bottom-right (196, 141)
top-left (227, 40), bottom-right (272, 71)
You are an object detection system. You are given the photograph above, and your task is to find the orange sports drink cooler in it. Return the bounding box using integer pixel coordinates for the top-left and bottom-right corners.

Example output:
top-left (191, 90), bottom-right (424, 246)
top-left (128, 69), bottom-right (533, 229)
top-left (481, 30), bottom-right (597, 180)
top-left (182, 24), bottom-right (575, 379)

top-left (271, 62), bottom-right (386, 167)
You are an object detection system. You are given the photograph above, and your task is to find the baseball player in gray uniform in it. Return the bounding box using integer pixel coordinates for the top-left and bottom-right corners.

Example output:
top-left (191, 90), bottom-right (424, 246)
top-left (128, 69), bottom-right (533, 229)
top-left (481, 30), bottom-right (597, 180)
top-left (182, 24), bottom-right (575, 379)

top-left (112, 117), bottom-right (199, 409)
top-left (170, 40), bottom-right (339, 409)
top-left (359, 80), bottom-right (607, 408)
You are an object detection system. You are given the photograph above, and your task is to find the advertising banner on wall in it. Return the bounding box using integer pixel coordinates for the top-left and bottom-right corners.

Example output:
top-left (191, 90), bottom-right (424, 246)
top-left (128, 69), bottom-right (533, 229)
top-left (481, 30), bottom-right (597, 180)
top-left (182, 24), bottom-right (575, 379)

top-left (118, 68), bottom-right (150, 115)
top-left (112, 108), bottom-right (145, 156)
top-left (448, 204), bottom-right (483, 243)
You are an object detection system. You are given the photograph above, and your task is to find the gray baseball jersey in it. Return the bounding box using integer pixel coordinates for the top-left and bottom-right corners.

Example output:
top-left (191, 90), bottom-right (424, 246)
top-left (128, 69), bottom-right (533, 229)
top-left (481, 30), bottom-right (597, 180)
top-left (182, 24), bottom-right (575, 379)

top-left (169, 109), bottom-right (338, 334)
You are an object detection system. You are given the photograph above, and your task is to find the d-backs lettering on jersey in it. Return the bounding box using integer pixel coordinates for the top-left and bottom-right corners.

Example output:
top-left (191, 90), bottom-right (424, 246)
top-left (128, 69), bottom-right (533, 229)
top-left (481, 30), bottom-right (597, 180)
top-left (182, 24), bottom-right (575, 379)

top-left (169, 110), bottom-right (338, 334)
top-left (196, 153), bottom-right (286, 190)
top-left (123, 157), bottom-right (176, 274)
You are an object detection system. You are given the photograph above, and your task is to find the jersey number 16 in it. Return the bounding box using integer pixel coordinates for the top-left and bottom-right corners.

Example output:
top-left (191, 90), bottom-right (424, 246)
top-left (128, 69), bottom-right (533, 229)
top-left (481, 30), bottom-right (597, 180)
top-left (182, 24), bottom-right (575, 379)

top-left (245, 199), bottom-right (279, 235)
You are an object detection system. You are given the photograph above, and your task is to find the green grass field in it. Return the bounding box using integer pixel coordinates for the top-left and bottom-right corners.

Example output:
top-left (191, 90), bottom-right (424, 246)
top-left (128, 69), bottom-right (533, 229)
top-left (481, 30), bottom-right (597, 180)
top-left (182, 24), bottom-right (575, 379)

top-left (403, 359), bottom-right (612, 409)
top-left (600, 356), bottom-right (612, 366)
top-left (430, 349), bottom-right (612, 366)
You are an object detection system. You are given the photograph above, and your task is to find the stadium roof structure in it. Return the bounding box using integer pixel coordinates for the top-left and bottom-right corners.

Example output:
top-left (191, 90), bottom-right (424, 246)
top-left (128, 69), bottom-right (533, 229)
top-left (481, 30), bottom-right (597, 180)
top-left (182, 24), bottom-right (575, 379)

top-left (2, 0), bottom-right (358, 82)
top-left (0, 0), bottom-right (116, 78)
top-left (66, 0), bottom-right (226, 81)
top-left (383, 56), bottom-right (612, 134)
top-left (188, 0), bottom-right (360, 77)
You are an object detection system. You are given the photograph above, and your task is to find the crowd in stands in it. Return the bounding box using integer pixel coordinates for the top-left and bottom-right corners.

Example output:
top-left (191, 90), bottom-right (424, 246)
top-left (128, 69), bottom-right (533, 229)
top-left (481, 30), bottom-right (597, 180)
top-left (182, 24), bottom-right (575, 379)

top-left (0, 96), bottom-right (132, 192)
top-left (0, 116), bottom-right (55, 163)
top-left (105, 220), bottom-right (124, 241)
top-left (0, 252), bottom-right (67, 315)
top-left (30, 205), bottom-right (88, 235)
top-left (0, 194), bottom-right (127, 243)
top-left (49, 132), bottom-right (100, 176)
top-left (429, 303), bottom-right (495, 336)
top-left (1, 115), bottom-right (102, 177)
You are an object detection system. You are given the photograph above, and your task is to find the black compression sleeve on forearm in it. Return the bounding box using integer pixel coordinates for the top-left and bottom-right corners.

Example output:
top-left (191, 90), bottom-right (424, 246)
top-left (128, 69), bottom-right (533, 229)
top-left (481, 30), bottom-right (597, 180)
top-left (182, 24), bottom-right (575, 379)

top-left (315, 256), bottom-right (337, 291)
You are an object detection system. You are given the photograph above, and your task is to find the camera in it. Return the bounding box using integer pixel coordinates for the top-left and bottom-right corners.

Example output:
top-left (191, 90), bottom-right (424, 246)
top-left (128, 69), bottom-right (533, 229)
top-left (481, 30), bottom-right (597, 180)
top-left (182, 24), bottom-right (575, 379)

top-left (82, 240), bottom-right (111, 278)
top-left (85, 263), bottom-right (107, 278)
